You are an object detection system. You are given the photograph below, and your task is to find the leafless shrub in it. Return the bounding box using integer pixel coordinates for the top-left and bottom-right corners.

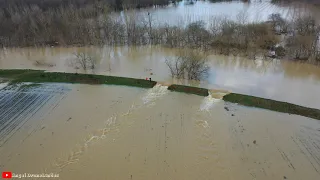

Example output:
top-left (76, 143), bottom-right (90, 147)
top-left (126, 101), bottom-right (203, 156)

top-left (284, 15), bottom-right (319, 61)
top-left (165, 51), bottom-right (209, 80)
top-left (73, 52), bottom-right (97, 70)
top-left (209, 16), bottom-right (226, 37)
top-left (163, 24), bottom-right (185, 48)
top-left (165, 56), bottom-right (186, 78)
top-left (294, 15), bottom-right (317, 36)
top-left (236, 10), bottom-right (248, 25)
top-left (268, 13), bottom-right (282, 22)
top-left (185, 21), bottom-right (211, 49)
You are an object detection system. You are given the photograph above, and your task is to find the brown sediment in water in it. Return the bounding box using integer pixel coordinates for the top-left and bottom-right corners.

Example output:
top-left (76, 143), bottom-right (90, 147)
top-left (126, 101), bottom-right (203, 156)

top-left (1, 69), bottom-right (320, 120)
top-left (1, 46), bottom-right (320, 108)
top-left (209, 89), bottom-right (231, 99)
top-left (1, 83), bottom-right (320, 180)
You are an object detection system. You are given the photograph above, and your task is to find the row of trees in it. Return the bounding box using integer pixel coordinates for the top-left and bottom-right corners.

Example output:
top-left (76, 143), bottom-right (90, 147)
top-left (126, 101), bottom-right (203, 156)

top-left (0, 0), bottom-right (173, 11)
top-left (0, 4), bottom-right (279, 52)
top-left (0, 1), bottom-right (319, 63)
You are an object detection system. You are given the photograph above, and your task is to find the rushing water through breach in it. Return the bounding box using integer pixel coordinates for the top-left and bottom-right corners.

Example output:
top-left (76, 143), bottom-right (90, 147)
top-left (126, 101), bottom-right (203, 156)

top-left (0, 84), bottom-right (319, 180)
top-left (1, 1), bottom-right (320, 179)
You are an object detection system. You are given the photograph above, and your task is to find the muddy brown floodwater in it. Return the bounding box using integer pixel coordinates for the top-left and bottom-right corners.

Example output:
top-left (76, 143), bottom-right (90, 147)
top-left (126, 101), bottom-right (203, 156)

top-left (1, 46), bottom-right (320, 108)
top-left (1, 2), bottom-right (320, 179)
top-left (0, 83), bottom-right (320, 180)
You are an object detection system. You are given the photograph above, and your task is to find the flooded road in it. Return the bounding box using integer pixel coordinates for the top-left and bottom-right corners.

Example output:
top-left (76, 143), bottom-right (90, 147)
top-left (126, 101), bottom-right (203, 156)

top-left (1, 46), bottom-right (320, 108)
top-left (0, 83), bottom-right (320, 180)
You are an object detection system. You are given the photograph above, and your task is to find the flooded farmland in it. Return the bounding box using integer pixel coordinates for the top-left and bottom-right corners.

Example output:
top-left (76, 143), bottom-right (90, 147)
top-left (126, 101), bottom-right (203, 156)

top-left (1, 1), bottom-right (320, 179)
top-left (0, 83), bottom-right (319, 180)
top-left (1, 46), bottom-right (320, 108)
top-left (113, 0), bottom-right (320, 26)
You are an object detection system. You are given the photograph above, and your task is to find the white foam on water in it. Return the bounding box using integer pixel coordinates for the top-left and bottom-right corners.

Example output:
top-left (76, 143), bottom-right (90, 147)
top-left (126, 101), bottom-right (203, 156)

top-left (196, 120), bottom-right (210, 128)
top-left (121, 84), bottom-right (169, 117)
top-left (142, 84), bottom-right (169, 105)
top-left (104, 116), bottom-right (117, 127)
top-left (53, 85), bottom-right (169, 171)
top-left (200, 93), bottom-right (221, 111)
top-left (121, 103), bottom-right (141, 117)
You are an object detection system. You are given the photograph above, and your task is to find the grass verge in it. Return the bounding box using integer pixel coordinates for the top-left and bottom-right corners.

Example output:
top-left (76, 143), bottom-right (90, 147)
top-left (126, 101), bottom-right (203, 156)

top-left (1, 69), bottom-right (319, 120)
top-left (0, 69), bottom-right (43, 78)
top-left (223, 93), bottom-right (320, 120)
top-left (168, 84), bottom-right (209, 96)
top-left (10, 72), bottom-right (157, 88)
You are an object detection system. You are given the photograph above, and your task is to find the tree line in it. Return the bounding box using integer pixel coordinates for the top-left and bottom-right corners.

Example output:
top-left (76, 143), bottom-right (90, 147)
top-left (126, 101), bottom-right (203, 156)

top-left (0, 1), bottom-right (319, 64)
top-left (0, 0), bottom-right (174, 11)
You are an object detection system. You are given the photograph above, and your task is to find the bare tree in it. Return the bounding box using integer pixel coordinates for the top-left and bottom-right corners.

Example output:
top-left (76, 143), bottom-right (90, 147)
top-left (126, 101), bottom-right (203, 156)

top-left (286, 35), bottom-right (313, 60)
top-left (144, 12), bottom-right (154, 44)
top-left (295, 15), bottom-right (316, 36)
top-left (165, 51), bottom-right (209, 80)
top-left (236, 10), bottom-right (248, 25)
top-left (165, 56), bottom-right (186, 78)
top-left (73, 52), bottom-right (97, 70)
top-left (268, 13), bottom-right (286, 34)
top-left (186, 21), bottom-right (211, 49)
top-left (209, 16), bottom-right (226, 37)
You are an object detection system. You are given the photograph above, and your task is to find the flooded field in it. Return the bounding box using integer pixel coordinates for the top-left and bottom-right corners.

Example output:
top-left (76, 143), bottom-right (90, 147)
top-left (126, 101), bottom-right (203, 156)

top-left (1, 1), bottom-right (320, 179)
top-left (114, 0), bottom-right (320, 26)
top-left (1, 46), bottom-right (320, 109)
top-left (0, 83), bottom-right (319, 180)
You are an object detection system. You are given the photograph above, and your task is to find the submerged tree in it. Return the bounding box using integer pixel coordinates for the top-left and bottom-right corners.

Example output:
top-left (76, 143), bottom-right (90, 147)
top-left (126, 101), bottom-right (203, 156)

top-left (165, 51), bottom-right (209, 80)
top-left (73, 52), bottom-right (97, 70)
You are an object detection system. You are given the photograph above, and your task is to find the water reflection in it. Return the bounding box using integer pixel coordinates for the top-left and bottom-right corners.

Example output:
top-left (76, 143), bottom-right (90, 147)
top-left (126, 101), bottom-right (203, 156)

top-left (1, 46), bottom-right (320, 108)
top-left (111, 0), bottom-right (320, 28)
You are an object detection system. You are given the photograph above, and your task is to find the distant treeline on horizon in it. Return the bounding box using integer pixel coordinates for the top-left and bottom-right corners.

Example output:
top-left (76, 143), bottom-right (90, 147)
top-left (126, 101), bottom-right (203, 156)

top-left (0, 0), bottom-right (175, 10)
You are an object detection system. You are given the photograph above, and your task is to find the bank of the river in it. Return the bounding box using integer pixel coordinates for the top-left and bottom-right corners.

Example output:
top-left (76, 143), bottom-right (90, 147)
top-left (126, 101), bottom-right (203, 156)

top-left (0, 69), bottom-right (157, 88)
top-left (1, 69), bottom-right (319, 120)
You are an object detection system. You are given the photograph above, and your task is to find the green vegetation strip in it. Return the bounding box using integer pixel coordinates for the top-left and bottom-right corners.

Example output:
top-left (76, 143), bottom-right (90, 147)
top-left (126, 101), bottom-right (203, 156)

top-left (0, 69), bottom-right (43, 78)
top-left (0, 70), bottom-right (157, 88)
top-left (1, 69), bottom-right (320, 120)
top-left (223, 93), bottom-right (320, 120)
top-left (167, 84), bottom-right (209, 96)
